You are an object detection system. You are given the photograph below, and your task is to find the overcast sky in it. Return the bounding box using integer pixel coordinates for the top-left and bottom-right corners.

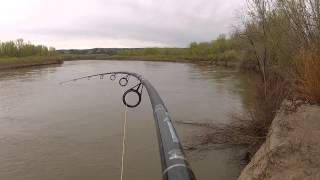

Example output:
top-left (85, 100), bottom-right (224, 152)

top-left (0, 0), bottom-right (245, 49)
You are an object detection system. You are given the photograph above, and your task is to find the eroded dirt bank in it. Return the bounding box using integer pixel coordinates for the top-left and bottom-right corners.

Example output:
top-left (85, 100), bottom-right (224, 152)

top-left (239, 103), bottom-right (320, 180)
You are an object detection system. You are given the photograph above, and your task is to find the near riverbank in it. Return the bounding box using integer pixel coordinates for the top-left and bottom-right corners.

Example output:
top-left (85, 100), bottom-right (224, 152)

top-left (239, 102), bottom-right (320, 180)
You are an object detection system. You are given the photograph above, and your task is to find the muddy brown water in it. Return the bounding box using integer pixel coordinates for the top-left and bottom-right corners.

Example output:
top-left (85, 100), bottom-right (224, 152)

top-left (0, 60), bottom-right (254, 180)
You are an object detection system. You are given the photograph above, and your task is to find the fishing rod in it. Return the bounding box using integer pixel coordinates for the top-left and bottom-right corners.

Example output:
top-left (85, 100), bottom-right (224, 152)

top-left (61, 71), bottom-right (196, 180)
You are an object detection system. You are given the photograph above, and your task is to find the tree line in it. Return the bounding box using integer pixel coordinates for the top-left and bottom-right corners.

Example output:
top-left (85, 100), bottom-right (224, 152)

top-left (0, 39), bottom-right (56, 57)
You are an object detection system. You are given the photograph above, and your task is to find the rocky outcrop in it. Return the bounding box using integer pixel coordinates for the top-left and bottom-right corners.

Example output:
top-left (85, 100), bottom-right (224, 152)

top-left (239, 104), bottom-right (320, 180)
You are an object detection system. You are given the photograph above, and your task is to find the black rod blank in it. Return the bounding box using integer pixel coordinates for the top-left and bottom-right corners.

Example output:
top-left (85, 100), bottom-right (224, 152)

top-left (62, 71), bottom-right (196, 180)
top-left (117, 72), bottom-right (196, 180)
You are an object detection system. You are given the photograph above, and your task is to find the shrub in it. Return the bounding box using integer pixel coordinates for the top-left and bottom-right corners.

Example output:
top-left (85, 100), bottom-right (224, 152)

top-left (295, 48), bottom-right (320, 104)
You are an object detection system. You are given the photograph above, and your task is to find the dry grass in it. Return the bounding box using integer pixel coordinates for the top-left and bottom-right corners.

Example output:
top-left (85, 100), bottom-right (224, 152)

top-left (253, 71), bottom-right (289, 132)
top-left (176, 114), bottom-right (266, 158)
top-left (206, 115), bottom-right (267, 156)
top-left (295, 48), bottom-right (320, 104)
top-left (179, 71), bottom-right (289, 159)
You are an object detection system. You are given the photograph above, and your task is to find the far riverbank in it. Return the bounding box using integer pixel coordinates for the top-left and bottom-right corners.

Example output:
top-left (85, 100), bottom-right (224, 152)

top-left (0, 56), bottom-right (63, 70)
top-left (61, 54), bottom-right (243, 68)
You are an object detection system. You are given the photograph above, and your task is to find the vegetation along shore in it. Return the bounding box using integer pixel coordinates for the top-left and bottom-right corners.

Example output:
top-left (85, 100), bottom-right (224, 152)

top-left (0, 39), bottom-right (61, 70)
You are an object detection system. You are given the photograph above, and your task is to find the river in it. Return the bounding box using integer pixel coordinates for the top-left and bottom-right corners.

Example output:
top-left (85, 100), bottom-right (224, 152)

top-left (0, 60), bottom-right (254, 180)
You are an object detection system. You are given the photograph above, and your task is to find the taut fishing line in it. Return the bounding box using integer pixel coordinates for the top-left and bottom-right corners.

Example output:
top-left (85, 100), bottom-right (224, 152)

top-left (119, 84), bottom-right (128, 180)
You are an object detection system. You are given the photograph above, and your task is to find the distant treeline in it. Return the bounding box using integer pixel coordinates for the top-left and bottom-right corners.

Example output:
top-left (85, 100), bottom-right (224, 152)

top-left (58, 48), bottom-right (143, 56)
top-left (58, 36), bottom-right (240, 63)
top-left (0, 39), bottom-right (56, 57)
top-left (58, 48), bottom-right (189, 57)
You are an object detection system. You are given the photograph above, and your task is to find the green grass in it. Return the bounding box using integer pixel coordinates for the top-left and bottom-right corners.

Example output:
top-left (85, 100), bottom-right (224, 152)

top-left (0, 56), bottom-right (61, 69)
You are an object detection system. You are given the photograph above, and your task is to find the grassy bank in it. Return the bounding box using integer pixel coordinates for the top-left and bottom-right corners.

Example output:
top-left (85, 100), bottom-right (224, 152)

top-left (0, 39), bottom-right (60, 70)
top-left (0, 56), bottom-right (62, 70)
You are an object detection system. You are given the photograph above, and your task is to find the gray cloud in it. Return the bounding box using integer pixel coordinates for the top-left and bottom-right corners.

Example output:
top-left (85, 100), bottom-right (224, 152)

top-left (0, 0), bottom-right (245, 48)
